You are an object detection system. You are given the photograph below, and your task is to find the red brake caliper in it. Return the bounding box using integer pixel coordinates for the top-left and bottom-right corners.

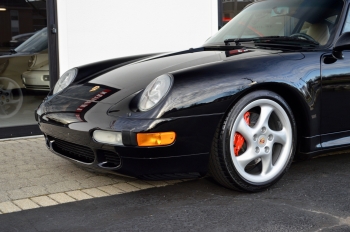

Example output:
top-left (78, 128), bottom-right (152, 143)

top-left (234, 112), bottom-right (250, 156)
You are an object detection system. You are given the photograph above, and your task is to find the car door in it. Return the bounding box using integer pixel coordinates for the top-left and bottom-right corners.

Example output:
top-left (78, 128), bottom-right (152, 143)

top-left (321, 8), bottom-right (350, 149)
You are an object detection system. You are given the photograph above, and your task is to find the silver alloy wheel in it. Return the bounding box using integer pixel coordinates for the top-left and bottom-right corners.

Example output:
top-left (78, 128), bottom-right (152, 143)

top-left (0, 77), bottom-right (23, 119)
top-left (229, 99), bottom-right (292, 184)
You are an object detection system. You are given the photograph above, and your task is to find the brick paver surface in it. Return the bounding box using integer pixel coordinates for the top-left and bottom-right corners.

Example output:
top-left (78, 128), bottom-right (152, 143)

top-left (0, 136), bottom-right (184, 214)
top-left (48, 193), bottom-right (76, 204)
top-left (66, 190), bottom-right (93, 200)
top-left (81, 188), bottom-right (110, 198)
top-left (31, 196), bottom-right (58, 207)
top-left (0, 202), bottom-right (21, 213)
top-left (13, 199), bottom-right (39, 210)
top-left (97, 185), bottom-right (125, 195)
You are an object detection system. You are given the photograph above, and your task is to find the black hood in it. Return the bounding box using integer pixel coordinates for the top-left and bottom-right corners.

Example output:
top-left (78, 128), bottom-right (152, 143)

top-left (58, 48), bottom-right (304, 104)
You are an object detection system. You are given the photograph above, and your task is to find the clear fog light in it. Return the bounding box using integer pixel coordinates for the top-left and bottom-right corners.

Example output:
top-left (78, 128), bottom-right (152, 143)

top-left (93, 130), bottom-right (123, 146)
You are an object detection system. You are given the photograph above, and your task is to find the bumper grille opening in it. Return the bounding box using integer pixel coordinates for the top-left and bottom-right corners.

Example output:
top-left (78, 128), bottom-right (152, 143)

top-left (97, 150), bottom-right (121, 168)
top-left (51, 138), bottom-right (95, 164)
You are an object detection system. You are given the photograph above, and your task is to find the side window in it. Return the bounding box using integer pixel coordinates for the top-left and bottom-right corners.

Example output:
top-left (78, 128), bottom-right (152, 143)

top-left (343, 9), bottom-right (350, 33)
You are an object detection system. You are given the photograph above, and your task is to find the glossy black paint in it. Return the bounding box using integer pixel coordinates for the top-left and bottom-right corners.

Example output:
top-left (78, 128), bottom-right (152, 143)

top-left (333, 32), bottom-right (350, 59)
top-left (321, 50), bottom-right (350, 149)
top-left (36, 0), bottom-right (350, 178)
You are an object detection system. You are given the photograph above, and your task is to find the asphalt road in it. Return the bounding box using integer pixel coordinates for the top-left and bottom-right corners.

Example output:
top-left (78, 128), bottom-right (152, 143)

top-left (1, 152), bottom-right (350, 232)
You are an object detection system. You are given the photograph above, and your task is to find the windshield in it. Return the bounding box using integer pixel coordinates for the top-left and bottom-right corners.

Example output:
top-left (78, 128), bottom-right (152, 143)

top-left (15, 27), bottom-right (48, 53)
top-left (205, 0), bottom-right (344, 47)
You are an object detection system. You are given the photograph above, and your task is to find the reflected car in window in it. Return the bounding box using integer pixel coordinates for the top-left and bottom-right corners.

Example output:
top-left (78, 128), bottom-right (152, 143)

top-left (9, 32), bottom-right (36, 48)
top-left (0, 27), bottom-right (48, 89)
top-left (0, 27), bottom-right (48, 118)
top-left (37, 0), bottom-right (350, 192)
top-left (22, 53), bottom-right (49, 91)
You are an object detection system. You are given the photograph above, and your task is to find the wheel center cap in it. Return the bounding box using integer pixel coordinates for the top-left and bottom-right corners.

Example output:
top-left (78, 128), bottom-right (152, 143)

top-left (258, 135), bottom-right (267, 147)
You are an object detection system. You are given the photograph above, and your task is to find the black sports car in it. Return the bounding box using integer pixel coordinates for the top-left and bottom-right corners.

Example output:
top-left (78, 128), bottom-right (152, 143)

top-left (36, 0), bottom-right (350, 192)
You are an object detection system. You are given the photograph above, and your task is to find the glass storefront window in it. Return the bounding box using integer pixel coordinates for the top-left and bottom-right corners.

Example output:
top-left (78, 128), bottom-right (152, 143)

top-left (0, 0), bottom-right (48, 131)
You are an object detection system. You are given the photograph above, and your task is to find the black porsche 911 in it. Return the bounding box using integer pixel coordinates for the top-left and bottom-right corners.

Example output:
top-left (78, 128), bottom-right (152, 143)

top-left (36, 0), bottom-right (350, 192)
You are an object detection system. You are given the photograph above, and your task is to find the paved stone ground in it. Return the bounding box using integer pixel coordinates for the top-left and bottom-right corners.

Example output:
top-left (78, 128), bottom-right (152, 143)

top-left (1, 152), bottom-right (350, 231)
top-left (0, 136), bottom-right (180, 214)
top-left (2, 137), bottom-right (350, 231)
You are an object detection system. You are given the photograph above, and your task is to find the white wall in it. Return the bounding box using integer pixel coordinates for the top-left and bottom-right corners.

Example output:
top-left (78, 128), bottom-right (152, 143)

top-left (57, 0), bottom-right (218, 75)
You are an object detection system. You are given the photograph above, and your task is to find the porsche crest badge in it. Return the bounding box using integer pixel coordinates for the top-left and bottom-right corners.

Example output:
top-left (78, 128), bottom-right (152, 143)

top-left (89, 86), bottom-right (100, 92)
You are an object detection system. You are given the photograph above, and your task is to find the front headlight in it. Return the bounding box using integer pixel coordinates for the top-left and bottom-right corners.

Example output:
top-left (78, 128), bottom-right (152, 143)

top-left (138, 74), bottom-right (173, 111)
top-left (53, 68), bottom-right (78, 95)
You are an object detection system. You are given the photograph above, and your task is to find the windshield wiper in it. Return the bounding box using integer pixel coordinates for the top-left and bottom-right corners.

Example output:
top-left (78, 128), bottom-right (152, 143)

top-left (204, 43), bottom-right (255, 51)
top-left (224, 36), bottom-right (319, 47)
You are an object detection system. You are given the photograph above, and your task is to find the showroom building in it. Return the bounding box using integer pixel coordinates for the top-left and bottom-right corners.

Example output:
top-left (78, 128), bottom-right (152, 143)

top-left (0, 0), bottom-right (252, 139)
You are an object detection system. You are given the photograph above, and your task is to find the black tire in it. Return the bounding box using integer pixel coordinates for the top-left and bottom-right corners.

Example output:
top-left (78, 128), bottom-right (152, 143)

top-left (209, 90), bottom-right (296, 192)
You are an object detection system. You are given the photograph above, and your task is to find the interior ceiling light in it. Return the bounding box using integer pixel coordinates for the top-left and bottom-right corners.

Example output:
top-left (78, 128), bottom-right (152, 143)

top-left (0, 8), bottom-right (6, 11)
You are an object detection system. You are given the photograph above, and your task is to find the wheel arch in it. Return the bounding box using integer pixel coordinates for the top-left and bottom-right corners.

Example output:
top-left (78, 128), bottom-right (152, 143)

top-left (224, 82), bottom-right (311, 155)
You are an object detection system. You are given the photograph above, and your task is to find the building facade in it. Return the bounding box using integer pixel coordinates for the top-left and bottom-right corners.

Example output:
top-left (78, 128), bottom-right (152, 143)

top-left (0, 0), bottom-right (252, 139)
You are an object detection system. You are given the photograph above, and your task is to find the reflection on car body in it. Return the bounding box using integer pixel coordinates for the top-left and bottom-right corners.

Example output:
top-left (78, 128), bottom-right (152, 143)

top-left (37, 0), bottom-right (350, 192)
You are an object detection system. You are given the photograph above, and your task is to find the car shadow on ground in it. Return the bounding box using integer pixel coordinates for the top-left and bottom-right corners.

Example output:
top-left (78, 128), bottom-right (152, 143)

top-left (1, 153), bottom-right (350, 232)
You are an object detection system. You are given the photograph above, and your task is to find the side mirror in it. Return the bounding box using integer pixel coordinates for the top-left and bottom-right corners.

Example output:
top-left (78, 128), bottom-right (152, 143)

top-left (333, 32), bottom-right (350, 59)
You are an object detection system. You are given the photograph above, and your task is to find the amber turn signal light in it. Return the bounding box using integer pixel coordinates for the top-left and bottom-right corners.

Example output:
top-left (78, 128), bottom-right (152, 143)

top-left (137, 132), bottom-right (176, 147)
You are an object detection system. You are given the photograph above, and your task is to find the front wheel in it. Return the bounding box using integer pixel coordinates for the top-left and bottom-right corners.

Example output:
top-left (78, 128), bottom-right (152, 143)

top-left (209, 90), bottom-right (296, 192)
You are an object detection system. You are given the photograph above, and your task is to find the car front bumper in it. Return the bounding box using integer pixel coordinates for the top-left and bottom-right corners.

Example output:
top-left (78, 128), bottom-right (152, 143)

top-left (38, 111), bottom-right (223, 179)
top-left (22, 70), bottom-right (50, 91)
